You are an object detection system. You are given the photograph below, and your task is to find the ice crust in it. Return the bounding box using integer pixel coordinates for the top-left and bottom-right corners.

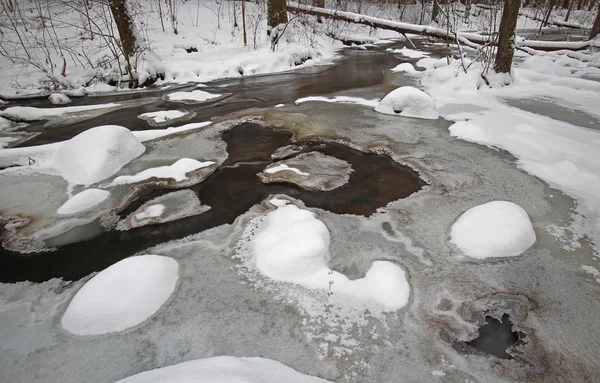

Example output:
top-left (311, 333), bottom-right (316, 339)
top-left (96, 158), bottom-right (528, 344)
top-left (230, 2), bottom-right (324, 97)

top-left (61, 255), bottom-right (178, 335)
top-left (251, 204), bottom-right (410, 311)
top-left (450, 201), bottom-right (536, 259)
top-left (56, 189), bottom-right (110, 215)
top-left (51, 125), bottom-right (146, 185)
top-left (138, 110), bottom-right (196, 127)
top-left (259, 152), bottom-right (353, 191)
top-left (375, 86), bottom-right (439, 119)
top-left (115, 356), bottom-right (330, 383)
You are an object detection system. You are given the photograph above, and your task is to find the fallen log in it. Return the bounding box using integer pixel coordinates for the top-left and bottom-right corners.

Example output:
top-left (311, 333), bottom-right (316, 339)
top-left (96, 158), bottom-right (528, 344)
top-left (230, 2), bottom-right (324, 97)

top-left (287, 2), bottom-right (597, 51)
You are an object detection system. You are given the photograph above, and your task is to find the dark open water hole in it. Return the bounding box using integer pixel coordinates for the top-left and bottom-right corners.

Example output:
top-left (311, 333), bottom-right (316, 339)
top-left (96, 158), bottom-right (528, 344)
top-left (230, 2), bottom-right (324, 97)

top-left (0, 122), bottom-right (424, 283)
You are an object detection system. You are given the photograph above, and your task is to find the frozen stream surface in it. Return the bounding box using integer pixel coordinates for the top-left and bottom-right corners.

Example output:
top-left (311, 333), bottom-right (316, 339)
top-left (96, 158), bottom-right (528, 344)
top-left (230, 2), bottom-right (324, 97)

top-left (1, 40), bottom-right (600, 383)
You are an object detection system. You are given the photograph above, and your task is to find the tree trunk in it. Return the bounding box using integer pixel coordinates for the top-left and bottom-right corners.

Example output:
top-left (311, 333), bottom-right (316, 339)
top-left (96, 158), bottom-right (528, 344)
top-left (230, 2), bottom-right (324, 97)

top-left (565, 0), bottom-right (574, 20)
top-left (267, 0), bottom-right (288, 33)
top-left (108, 0), bottom-right (137, 74)
top-left (494, 0), bottom-right (521, 73)
top-left (577, 0), bottom-right (584, 10)
top-left (432, 0), bottom-right (441, 22)
top-left (590, 2), bottom-right (600, 39)
top-left (562, 0), bottom-right (570, 8)
top-left (589, 0), bottom-right (596, 11)
top-left (313, 0), bottom-right (324, 22)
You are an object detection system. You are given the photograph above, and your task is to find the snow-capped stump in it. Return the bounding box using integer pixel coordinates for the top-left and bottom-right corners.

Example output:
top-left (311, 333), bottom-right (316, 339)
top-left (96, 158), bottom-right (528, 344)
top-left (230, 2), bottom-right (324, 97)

top-left (375, 86), bottom-right (439, 120)
top-left (48, 93), bottom-right (71, 105)
top-left (251, 204), bottom-right (410, 311)
top-left (258, 152), bottom-right (353, 191)
top-left (61, 255), bottom-right (178, 335)
top-left (450, 201), bottom-right (536, 259)
top-left (51, 125), bottom-right (146, 185)
top-left (57, 188), bottom-right (110, 215)
top-left (115, 356), bottom-right (331, 383)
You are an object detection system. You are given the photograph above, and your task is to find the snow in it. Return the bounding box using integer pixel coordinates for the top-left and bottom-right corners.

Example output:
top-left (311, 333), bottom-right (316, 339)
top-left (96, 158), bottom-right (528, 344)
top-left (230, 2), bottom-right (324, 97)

top-left (295, 96), bottom-right (379, 108)
top-left (391, 63), bottom-right (419, 74)
top-left (115, 356), bottom-right (330, 383)
top-left (57, 189), bottom-right (110, 215)
top-left (0, 116), bottom-right (11, 130)
top-left (375, 86), bottom-right (439, 119)
top-left (111, 158), bottom-right (215, 185)
top-left (138, 110), bottom-right (187, 124)
top-left (51, 125), bottom-right (146, 185)
top-left (389, 46), bottom-right (430, 59)
top-left (0, 103), bottom-right (119, 121)
top-left (48, 93), bottom-right (71, 105)
top-left (164, 90), bottom-right (222, 103)
top-left (252, 204), bottom-right (410, 311)
top-left (132, 121), bottom-right (212, 142)
top-left (264, 164), bottom-right (309, 176)
top-left (412, 56), bottom-right (600, 250)
top-left (61, 255), bottom-right (179, 335)
top-left (134, 204), bottom-right (165, 221)
top-left (450, 201), bottom-right (536, 259)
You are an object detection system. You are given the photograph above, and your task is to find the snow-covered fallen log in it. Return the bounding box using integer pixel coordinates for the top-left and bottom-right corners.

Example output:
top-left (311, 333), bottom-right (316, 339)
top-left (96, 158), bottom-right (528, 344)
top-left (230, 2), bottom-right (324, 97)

top-left (287, 2), bottom-right (597, 51)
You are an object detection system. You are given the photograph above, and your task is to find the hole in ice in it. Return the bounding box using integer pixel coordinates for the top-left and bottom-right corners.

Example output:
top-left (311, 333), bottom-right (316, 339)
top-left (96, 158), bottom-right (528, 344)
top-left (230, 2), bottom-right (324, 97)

top-left (464, 314), bottom-right (523, 359)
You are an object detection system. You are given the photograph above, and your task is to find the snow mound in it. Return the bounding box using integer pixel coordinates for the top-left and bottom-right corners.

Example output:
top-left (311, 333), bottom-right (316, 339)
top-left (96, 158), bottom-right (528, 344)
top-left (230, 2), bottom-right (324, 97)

top-left (137, 110), bottom-right (196, 127)
top-left (48, 93), bottom-right (71, 105)
top-left (388, 46), bottom-right (430, 59)
top-left (61, 255), bottom-right (178, 335)
top-left (57, 189), bottom-right (110, 215)
top-left (111, 158), bottom-right (215, 185)
top-left (115, 356), bottom-right (330, 383)
top-left (252, 204), bottom-right (410, 311)
top-left (375, 86), bottom-right (438, 119)
top-left (295, 96), bottom-right (379, 108)
top-left (450, 201), bottom-right (536, 259)
top-left (391, 63), bottom-right (418, 74)
top-left (51, 125), bottom-right (146, 185)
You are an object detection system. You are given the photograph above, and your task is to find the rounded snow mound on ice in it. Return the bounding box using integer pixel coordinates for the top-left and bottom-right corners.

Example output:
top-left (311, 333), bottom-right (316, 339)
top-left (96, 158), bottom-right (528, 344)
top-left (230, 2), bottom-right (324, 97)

top-left (115, 356), bottom-right (330, 383)
top-left (57, 188), bottom-right (110, 215)
top-left (61, 255), bottom-right (178, 335)
top-left (450, 201), bottom-right (536, 259)
top-left (51, 125), bottom-right (145, 185)
top-left (252, 204), bottom-right (410, 311)
top-left (375, 86), bottom-right (438, 120)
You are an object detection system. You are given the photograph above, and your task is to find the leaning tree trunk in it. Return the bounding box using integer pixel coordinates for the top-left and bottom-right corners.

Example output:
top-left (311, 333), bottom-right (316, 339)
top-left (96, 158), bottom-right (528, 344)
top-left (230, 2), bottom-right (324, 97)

top-left (108, 0), bottom-right (137, 76)
top-left (590, 2), bottom-right (600, 39)
top-left (267, 0), bottom-right (288, 34)
top-left (313, 0), bottom-right (324, 22)
top-left (494, 0), bottom-right (521, 73)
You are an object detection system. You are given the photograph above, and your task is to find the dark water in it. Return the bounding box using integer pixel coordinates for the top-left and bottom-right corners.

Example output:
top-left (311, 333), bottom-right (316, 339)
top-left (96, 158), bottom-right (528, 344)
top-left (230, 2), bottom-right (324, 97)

top-left (0, 123), bottom-right (424, 283)
top-left (465, 314), bottom-right (521, 359)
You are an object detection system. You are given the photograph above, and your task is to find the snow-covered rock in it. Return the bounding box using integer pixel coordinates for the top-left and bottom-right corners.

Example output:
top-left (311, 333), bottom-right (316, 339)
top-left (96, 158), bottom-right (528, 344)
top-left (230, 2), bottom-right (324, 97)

top-left (111, 158), bottom-right (215, 185)
top-left (57, 189), bottom-right (110, 215)
top-left (450, 201), bottom-right (536, 259)
top-left (163, 90), bottom-right (223, 103)
top-left (375, 86), bottom-right (439, 119)
top-left (137, 110), bottom-right (196, 127)
top-left (48, 93), bottom-right (71, 105)
top-left (252, 204), bottom-right (410, 311)
top-left (51, 125), bottom-right (145, 185)
top-left (61, 255), bottom-right (178, 335)
top-left (115, 356), bottom-right (330, 383)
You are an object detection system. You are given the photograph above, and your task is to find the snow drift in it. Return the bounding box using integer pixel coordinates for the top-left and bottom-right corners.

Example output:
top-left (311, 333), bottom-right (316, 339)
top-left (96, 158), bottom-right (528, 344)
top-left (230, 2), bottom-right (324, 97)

top-left (450, 201), bottom-right (536, 259)
top-left (375, 86), bottom-right (438, 119)
top-left (51, 125), bottom-right (145, 185)
top-left (252, 204), bottom-right (410, 311)
top-left (61, 255), bottom-right (178, 335)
